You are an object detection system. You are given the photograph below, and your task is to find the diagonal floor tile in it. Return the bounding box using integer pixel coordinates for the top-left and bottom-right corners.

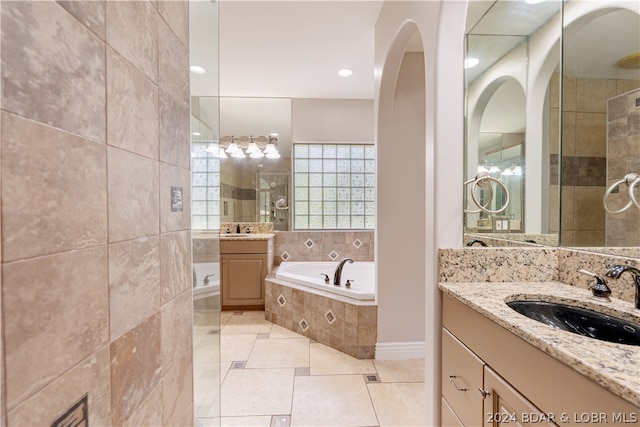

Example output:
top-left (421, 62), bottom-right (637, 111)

top-left (270, 324), bottom-right (306, 339)
top-left (220, 334), bottom-right (257, 362)
top-left (291, 375), bottom-right (378, 426)
top-left (246, 338), bottom-right (310, 369)
top-left (373, 359), bottom-right (425, 383)
top-left (221, 368), bottom-right (295, 417)
top-left (221, 415), bottom-right (272, 426)
top-left (368, 383), bottom-right (425, 426)
top-left (309, 343), bottom-right (375, 376)
top-left (222, 311), bottom-right (273, 335)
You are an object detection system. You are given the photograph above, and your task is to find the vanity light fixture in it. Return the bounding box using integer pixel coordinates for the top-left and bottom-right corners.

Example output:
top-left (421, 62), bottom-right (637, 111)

top-left (488, 165), bottom-right (501, 174)
top-left (338, 68), bottom-right (353, 77)
top-left (246, 136), bottom-right (261, 154)
top-left (219, 135), bottom-right (280, 160)
top-left (225, 137), bottom-right (240, 153)
top-left (193, 132), bottom-right (201, 136)
top-left (190, 65), bottom-right (206, 74)
top-left (464, 57), bottom-right (479, 68)
top-left (218, 148), bottom-right (228, 159)
top-left (205, 143), bottom-right (217, 153)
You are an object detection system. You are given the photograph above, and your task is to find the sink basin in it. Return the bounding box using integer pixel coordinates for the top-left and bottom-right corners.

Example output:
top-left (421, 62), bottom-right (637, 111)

top-left (507, 300), bottom-right (640, 346)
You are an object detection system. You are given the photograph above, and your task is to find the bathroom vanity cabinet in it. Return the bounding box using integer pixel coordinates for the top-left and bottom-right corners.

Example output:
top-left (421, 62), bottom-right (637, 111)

top-left (441, 294), bottom-right (639, 427)
top-left (221, 238), bottom-right (273, 310)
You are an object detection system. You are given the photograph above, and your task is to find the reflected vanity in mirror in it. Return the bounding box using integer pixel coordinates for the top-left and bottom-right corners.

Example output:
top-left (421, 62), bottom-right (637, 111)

top-left (218, 97), bottom-right (292, 231)
top-left (464, 0), bottom-right (639, 258)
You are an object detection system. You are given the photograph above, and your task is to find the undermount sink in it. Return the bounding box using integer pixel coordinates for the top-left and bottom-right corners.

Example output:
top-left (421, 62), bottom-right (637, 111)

top-left (507, 300), bottom-right (640, 346)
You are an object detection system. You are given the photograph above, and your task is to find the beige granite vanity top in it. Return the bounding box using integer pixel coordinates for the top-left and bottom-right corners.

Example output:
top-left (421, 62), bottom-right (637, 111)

top-left (438, 281), bottom-right (640, 408)
top-left (220, 233), bottom-right (274, 241)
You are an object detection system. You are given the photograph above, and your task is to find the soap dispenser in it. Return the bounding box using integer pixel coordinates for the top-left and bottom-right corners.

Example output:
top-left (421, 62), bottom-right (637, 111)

top-left (579, 269), bottom-right (612, 301)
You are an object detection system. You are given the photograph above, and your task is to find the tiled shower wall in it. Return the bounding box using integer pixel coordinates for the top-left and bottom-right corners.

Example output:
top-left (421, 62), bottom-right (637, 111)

top-left (0, 2), bottom-right (192, 426)
top-left (549, 73), bottom-right (640, 246)
top-left (606, 88), bottom-right (640, 247)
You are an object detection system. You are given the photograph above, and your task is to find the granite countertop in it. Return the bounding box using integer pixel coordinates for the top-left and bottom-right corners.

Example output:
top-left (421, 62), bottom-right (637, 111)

top-left (220, 233), bottom-right (275, 241)
top-left (438, 281), bottom-right (640, 408)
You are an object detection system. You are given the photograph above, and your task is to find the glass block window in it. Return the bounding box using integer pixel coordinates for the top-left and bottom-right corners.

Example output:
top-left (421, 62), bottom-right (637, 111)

top-left (294, 143), bottom-right (374, 230)
top-left (191, 142), bottom-right (220, 230)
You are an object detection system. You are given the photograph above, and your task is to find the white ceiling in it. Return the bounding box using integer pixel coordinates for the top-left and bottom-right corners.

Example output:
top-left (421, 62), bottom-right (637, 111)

top-left (217, 0), bottom-right (383, 99)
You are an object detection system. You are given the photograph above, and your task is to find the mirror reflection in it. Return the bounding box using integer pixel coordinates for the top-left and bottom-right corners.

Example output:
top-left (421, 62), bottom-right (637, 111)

top-left (464, 0), bottom-right (639, 257)
top-left (218, 97), bottom-right (292, 231)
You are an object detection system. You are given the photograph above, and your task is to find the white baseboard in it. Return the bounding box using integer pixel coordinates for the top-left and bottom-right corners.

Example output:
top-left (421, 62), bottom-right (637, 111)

top-left (375, 341), bottom-right (425, 360)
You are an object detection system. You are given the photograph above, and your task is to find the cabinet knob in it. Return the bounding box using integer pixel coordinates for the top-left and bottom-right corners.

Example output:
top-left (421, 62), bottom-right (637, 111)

top-left (448, 375), bottom-right (467, 392)
top-left (478, 388), bottom-right (491, 399)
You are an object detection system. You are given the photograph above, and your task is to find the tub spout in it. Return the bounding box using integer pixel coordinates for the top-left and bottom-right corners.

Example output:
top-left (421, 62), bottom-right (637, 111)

top-left (333, 258), bottom-right (353, 286)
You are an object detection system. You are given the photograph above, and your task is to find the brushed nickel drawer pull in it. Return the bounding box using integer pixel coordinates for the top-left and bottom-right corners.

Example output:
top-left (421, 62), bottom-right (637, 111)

top-left (448, 375), bottom-right (467, 391)
top-left (478, 388), bottom-right (490, 399)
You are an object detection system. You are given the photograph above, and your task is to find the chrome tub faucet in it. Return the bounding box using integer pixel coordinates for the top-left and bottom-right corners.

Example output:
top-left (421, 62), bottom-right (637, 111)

top-left (333, 258), bottom-right (353, 286)
top-left (605, 265), bottom-right (640, 309)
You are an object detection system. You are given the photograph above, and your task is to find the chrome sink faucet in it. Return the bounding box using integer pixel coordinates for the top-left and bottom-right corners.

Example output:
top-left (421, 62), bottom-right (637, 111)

top-left (333, 258), bottom-right (353, 286)
top-left (605, 265), bottom-right (640, 309)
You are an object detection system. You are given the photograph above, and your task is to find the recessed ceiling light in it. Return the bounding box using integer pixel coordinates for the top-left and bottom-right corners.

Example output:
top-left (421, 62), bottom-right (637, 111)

top-left (192, 132), bottom-right (201, 136)
top-left (464, 58), bottom-right (479, 69)
top-left (190, 65), bottom-right (206, 74)
top-left (525, 0), bottom-right (546, 4)
top-left (338, 68), bottom-right (353, 77)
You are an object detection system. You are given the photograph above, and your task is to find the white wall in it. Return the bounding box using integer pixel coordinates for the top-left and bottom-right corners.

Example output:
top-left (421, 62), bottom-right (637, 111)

top-left (375, 1), bottom-right (467, 424)
top-left (292, 98), bottom-right (374, 141)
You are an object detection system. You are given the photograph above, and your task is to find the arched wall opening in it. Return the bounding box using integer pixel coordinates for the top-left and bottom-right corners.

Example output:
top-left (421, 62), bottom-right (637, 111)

top-left (376, 20), bottom-right (426, 357)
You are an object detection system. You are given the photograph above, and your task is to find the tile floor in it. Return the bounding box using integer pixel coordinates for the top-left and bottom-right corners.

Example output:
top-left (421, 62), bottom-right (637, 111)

top-left (194, 311), bottom-right (426, 427)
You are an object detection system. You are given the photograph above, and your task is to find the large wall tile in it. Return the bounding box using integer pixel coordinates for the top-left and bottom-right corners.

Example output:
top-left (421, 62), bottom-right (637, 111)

top-left (7, 347), bottom-right (111, 426)
top-left (162, 349), bottom-right (193, 426)
top-left (162, 290), bottom-right (193, 371)
top-left (575, 112), bottom-right (606, 157)
top-left (107, 147), bottom-right (159, 242)
top-left (107, 49), bottom-right (159, 159)
top-left (3, 247), bottom-right (109, 410)
top-left (161, 230), bottom-right (191, 303)
top-left (1, 112), bottom-right (108, 262)
top-left (109, 236), bottom-right (161, 339)
top-left (106, 0), bottom-right (158, 82)
top-left (159, 91), bottom-right (191, 169)
top-left (1, 1), bottom-right (105, 142)
top-left (576, 78), bottom-right (616, 113)
top-left (110, 313), bottom-right (162, 426)
top-left (158, 14), bottom-right (189, 107)
top-left (158, 0), bottom-right (189, 47)
top-left (57, 1), bottom-right (106, 41)
top-left (160, 163), bottom-right (191, 232)
top-left (122, 383), bottom-right (163, 427)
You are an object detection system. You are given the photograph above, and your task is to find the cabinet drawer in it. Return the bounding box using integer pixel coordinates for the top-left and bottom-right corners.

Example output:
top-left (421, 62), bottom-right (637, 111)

top-left (221, 239), bottom-right (269, 254)
top-left (442, 327), bottom-right (485, 427)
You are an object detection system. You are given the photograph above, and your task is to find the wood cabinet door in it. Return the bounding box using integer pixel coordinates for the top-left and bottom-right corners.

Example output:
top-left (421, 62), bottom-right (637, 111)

top-left (482, 366), bottom-right (557, 427)
top-left (221, 253), bottom-right (267, 308)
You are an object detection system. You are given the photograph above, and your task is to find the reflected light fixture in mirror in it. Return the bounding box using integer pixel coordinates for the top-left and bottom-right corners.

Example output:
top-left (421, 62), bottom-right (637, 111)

top-left (220, 135), bottom-right (281, 159)
top-left (464, 57), bottom-right (479, 68)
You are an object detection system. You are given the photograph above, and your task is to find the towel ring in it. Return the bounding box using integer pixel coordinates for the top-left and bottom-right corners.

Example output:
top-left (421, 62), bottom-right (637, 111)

top-left (464, 172), bottom-right (510, 215)
top-left (464, 175), bottom-right (493, 214)
top-left (603, 173), bottom-right (640, 214)
top-left (629, 175), bottom-right (640, 209)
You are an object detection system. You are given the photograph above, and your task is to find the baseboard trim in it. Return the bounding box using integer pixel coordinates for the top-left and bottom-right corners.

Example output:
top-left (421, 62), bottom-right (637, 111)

top-left (375, 341), bottom-right (425, 360)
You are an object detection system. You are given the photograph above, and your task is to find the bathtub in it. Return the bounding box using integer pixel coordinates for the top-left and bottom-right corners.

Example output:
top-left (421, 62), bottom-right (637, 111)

top-left (193, 262), bottom-right (220, 299)
top-left (275, 261), bottom-right (375, 301)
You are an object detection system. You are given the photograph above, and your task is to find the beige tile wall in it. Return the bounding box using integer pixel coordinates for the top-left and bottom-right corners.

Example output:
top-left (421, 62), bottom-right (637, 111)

top-left (606, 88), bottom-right (640, 247)
top-left (0, 2), bottom-right (192, 425)
top-left (265, 281), bottom-right (377, 359)
top-left (551, 73), bottom-right (640, 246)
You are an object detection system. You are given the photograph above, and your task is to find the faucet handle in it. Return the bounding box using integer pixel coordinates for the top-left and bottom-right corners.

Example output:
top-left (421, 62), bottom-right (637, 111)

top-left (320, 273), bottom-right (330, 283)
top-left (579, 269), bottom-right (612, 301)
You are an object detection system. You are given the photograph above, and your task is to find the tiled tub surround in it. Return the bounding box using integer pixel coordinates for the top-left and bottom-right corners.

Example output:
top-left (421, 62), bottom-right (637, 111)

top-left (273, 230), bottom-right (374, 265)
top-left (439, 247), bottom-right (640, 408)
top-left (265, 276), bottom-right (377, 359)
top-left (1, 2), bottom-right (193, 426)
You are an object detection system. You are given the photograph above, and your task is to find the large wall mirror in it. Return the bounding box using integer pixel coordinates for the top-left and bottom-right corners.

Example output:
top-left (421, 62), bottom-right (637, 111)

top-left (218, 97), bottom-right (292, 231)
top-left (464, 0), bottom-right (639, 257)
